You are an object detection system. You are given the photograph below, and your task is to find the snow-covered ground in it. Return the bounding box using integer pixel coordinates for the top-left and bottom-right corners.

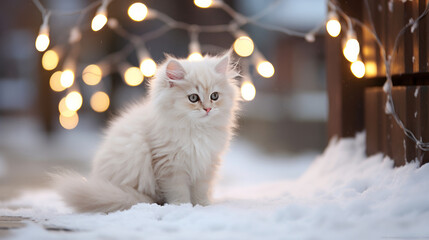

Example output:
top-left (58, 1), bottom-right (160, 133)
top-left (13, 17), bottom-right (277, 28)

top-left (1, 133), bottom-right (429, 239)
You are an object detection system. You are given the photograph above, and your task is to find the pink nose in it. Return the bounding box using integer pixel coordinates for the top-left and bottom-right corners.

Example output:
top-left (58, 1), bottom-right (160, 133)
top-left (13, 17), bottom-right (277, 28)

top-left (204, 108), bottom-right (211, 113)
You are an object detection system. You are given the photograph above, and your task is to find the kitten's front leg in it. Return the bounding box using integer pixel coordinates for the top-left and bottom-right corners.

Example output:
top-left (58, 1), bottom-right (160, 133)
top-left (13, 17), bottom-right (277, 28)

top-left (191, 175), bottom-right (213, 206)
top-left (159, 171), bottom-right (191, 205)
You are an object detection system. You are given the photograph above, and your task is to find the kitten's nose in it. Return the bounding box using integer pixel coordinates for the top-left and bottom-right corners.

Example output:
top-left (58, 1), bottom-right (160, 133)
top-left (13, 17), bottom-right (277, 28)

top-left (204, 107), bottom-right (212, 113)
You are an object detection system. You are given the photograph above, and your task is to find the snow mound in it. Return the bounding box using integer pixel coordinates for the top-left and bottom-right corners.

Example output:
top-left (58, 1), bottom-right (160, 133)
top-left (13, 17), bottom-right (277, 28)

top-left (2, 134), bottom-right (429, 239)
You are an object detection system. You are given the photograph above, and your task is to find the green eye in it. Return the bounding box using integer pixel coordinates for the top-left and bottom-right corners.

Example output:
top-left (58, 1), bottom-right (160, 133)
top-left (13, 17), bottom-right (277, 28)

top-left (188, 94), bottom-right (199, 103)
top-left (210, 92), bottom-right (219, 101)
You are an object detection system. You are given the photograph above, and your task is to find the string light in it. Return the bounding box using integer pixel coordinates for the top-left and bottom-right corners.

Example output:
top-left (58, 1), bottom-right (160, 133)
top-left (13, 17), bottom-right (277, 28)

top-left (35, 12), bottom-right (51, 52)
top-left (241, 80), bottom-right (256, 101)
top-left (343, 30), bottom-right (360, 62)
top-left (60, 69), bottom-right (75, 88)
top-left (65, 91), bottom-right (83, 111)
top-left (350, 60), bottom-right (365, 78)
top-left (41, 49), bottom-right (59, 70)
top-left (128, 2), bottom-right (148, 22)
top-left (82, 64), bottom-right (103, 85)
top-left (140, 58), bottom-right (157, 77)
top-left (49, 71), bottom-right (65, 92)
top-left (91, 0), bottom-right (111, 32)
top-left (233, 31), bottom-right (254, 57)
top-left (90, 91), bottom-right (110, 112)
top-left (59, 112), bottom-right (79, 130)
top-left (194, 0), bottom-right (213, 8)
top-left (123, 66), bottom-right (144, 86)
top-left (326, 12), bottom-right (341, 37)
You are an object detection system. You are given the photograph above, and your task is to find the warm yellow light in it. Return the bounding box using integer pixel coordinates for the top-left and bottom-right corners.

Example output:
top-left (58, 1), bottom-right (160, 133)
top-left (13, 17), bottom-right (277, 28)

top-left (365, 61), bottom-right (377, 77)
top-left (58, 97), bottom-right (75, 117)
top-left (257, 61), bottom-right (275, 78)
top-left (124, 67), bottom-right (144, 86)
top-left (91, 13), bottom-right (108, 31)
top-left (82, 64), bottom-right (103, 85)
top-left (60, 70), bottom-right (75, 88)
top-left (241, 81), bottom-right (256, 101)
top-left (343, 38), bottom-right (360, 62)
top-left (194, 0), bottom-right (213, 8)
top-left (90, 91), bottom-right (110, 112)
top-left (233, 36), bottom-right (254, 57)
top-left (326, 19), bottom-right (341, 37)
top-left (50, 71), bottom-right (65, 92)
top-left (59, 112), bottom-right (79, 130)
top-left (139, 58), bottom-right (157, 77)
top-left (188, 52), bottom-right (203, 61)
top-left (350, 60), bottom-right (365, 78)
top-left (128, 2), bottom-right (148, 22)
top-left (42, 49), bottom-right (59, 70)
top-left (65, 91), bottom-right (83, 111)
top-left (35, 33), bottom-right (50, 52)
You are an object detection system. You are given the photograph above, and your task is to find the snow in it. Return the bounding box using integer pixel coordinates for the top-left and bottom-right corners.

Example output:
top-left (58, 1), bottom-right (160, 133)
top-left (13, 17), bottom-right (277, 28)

top-left (2, 133), bottom-right (429, 239)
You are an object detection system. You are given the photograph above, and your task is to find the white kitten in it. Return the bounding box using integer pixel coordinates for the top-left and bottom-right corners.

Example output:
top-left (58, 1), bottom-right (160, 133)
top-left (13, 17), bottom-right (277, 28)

top-left (52, 51), bottom-right (240, 213)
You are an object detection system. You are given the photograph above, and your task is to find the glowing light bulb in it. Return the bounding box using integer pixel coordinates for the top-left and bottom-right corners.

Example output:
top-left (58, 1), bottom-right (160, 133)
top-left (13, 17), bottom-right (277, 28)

top-left (365, 61), bottom-right (377, 77)
top-left (188, 52), bottom-right (203, 61)
top-left (326, 19), bottom-right (341, 38)
top-left (82, 64), bottom-right (103, 85)
top-left (35, 33), bottom-right (50, 52)
top-left (65, 91), bottom-right (83, 111)
top-left (92, 13), bottom-right (108, 31)
top-left (58, 97), bottom-right (75, 117)
top-left (90, 91), bottom-right (110, 113)
top-left (128, 2), bottom-right (148, 21)
top-left (50, 71), bottom-right (65, 92)
top-left (350, 60), bottom-right (365, 78)
top-left (124, 66), bottom-right (144, 86)
top-left (194, 0), bottom-right (213, 8)
top-left (233, 36), bottom-right (254, 57)
top-left (257, 61), bottom-right (275, 78)
top-left (326, 12), bottom-right (341, 38)
top-left (241, 81), bottom-right (256, 101)
top-left (60, 70), bottom-right (75, 88)
top-left (343, 38), bottom-right (360, 62)
top-left (140, 58), bottom-right (157, 77)
top-left (59, 112), bottom-right (79, 130)
top-left (42, 49), bottom-right (59, 70)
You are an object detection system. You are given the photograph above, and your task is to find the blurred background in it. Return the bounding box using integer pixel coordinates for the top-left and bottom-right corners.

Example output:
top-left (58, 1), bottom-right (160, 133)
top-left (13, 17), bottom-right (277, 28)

top-left (0, 0), bottom-right (327, 200)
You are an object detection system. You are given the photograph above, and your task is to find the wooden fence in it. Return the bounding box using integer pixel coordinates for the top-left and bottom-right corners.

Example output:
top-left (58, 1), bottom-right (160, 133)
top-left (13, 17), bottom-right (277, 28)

top-left (326, 0), bottom-right (429, 166)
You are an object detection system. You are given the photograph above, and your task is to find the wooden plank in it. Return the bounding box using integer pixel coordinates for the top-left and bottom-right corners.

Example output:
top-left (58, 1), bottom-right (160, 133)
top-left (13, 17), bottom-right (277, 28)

top-left (365, 88), bottom-right (381, 156)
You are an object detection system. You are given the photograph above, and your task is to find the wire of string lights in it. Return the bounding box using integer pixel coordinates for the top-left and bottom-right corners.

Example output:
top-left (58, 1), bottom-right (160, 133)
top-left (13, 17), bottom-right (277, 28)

top-left (32, 0), bottom-right (429, 155)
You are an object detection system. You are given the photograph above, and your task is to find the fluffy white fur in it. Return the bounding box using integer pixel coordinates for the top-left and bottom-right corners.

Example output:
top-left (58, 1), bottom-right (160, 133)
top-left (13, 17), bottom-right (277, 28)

top-left (52, 52), bottom-right (240, 213)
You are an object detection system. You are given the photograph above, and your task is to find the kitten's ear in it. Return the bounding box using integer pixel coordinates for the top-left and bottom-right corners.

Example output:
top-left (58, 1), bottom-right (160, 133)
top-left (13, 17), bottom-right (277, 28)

top-left (215, 52), bottom-right (230, 74)
top-left (166, 59), bottom-right (185, 80)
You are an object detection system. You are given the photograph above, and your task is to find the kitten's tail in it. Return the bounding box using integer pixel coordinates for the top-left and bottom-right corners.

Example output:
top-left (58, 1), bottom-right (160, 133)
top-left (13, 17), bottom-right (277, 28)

top-left (50, 170), bottom-right (153, 213)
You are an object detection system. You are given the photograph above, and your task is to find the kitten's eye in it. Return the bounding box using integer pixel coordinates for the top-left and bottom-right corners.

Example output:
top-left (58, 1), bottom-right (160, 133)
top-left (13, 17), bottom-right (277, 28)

top-left (188, 94), bottom-right (200, 103)
top-left (210, 92), bottom-right (219, 101)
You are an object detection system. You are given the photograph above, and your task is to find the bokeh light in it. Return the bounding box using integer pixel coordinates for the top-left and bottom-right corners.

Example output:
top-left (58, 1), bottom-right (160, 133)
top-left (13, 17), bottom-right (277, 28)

top-left (233, 36), bottom-right (254, 57)
top-left (90, 91), bottom-right (110, 113)
top-left (128, 2), bottom-right (148, 22)
top-left (49, 71), bottom-right (65, 92)
top-left (124, 67), bottom-right (144, 86)
top-left (82, 64), bottom-right (102, 85)
top-left (65, 91), bottom-right (83, 111)
top-left (42, 49), bottom-right (59, 70)
top-left (139, 58), bottom-right (157, 77)
top-left (257, 61), bottom-right (275, 78)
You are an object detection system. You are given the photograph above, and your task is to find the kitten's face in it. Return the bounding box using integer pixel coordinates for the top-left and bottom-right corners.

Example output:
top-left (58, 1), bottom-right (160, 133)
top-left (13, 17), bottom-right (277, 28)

top-left (156, 54), bottom-right (238, 125)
